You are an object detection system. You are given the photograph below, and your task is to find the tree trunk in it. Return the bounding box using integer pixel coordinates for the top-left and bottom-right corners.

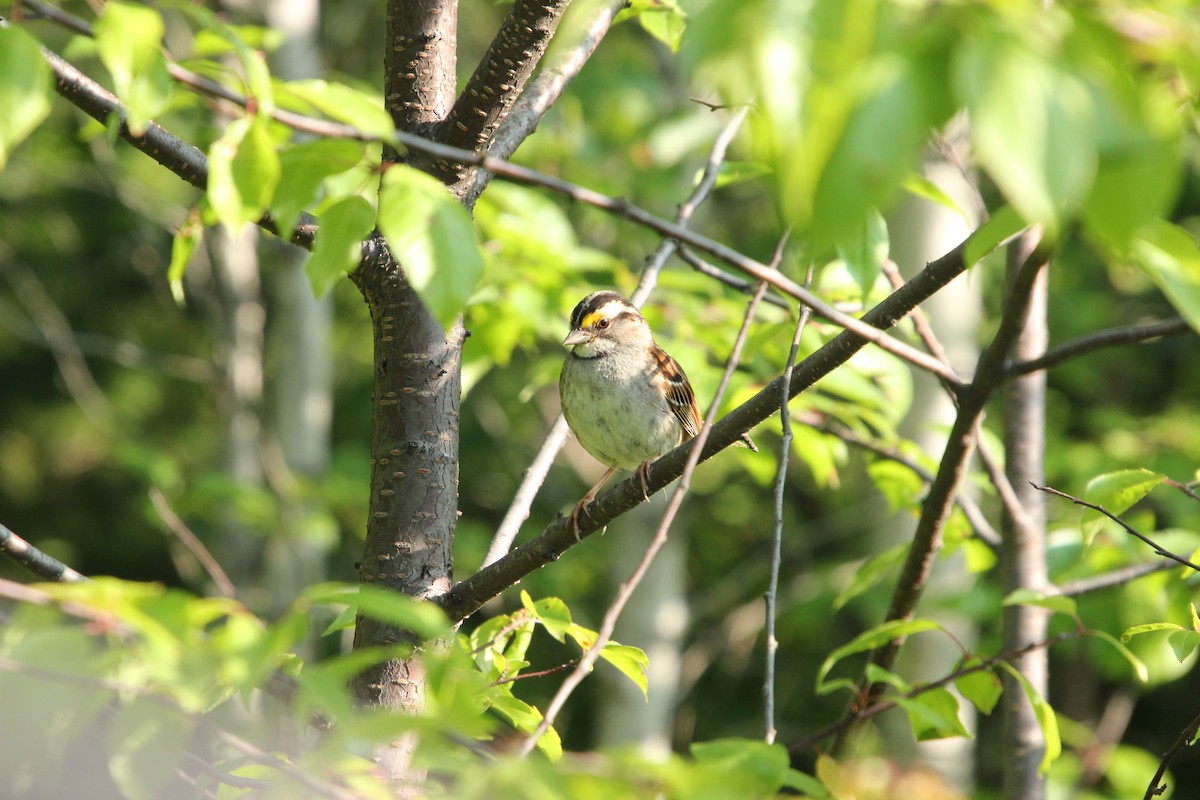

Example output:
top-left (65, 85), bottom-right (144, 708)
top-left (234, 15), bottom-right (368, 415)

top-left (1000, 232), bottom-right (1050, 800)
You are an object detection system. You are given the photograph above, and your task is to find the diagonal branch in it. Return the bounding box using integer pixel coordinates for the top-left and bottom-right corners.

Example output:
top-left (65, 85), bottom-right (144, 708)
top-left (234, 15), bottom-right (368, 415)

top-left (436, 237), bottom-right (974, 624)
top-left (1033, 483), bottom-right (1200, 572)
top-left (0, 523), bottom-right (87, 583)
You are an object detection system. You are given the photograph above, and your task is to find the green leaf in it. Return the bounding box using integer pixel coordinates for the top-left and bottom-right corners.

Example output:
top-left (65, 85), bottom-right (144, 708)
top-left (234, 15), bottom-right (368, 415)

top-left (167, 211), bottom-right (203, 304)
top-left (302, 583), bottom-right (449, 640)
top-left (281, 80), bottom-right (395, 139)
top-left (1002, 588), bottom-right (1077, 618)
top-left (521, 592), bottom-right (573, 642)
top-left (864, 663), bottom-right (911, 693)
top-left (901, 172), bottom-right (969, 224)
top-left (687, 739), bottom-right (790, 799)
top-left (1090, 630), bottom-right (1148, 682)
top-left (1130, 221), bottom-right (1200, 332)
top-left (781, 768), bottom-right (830, 797)
top-left (1167, 630), bottom-right (1200, 664)
top-left (94, 2), bottom-right (173, 136)
top-left (1083, 75), bottom-right (1181, 251)
top-left (1122, 622), bottom-right (1185, 642)
top-left (712, 161), bottom-right (772, 189)
top-left (207, 118), bottom-right (281, 229)
top-left (634, 0), bottom-right (688, 52)
top-left (895, 688), bottom-right (969, 741)
top-left (377, 165), bottom-right (485, 327)
top-left (487, 692), bottom-right (562, 761)
top-left (1084, 469), bottom-right (1166, 516)
top-left (836, 208), bottom-right (889, 300)
top-left (306, 196), bottom-right (374, 296)
top-left (956, 34), bottom-right (1094, 234)
top-left (955, 665), bottom-right (1002, 715)
top-left (834, 543), bottom-right (907, 610)
top-left (600, 643), bottom-right (650, 698)
top-left (106, 699), bottom-right (193, 800)
top-left (963, 205), bottom-right (1025, 268)
top-left (271, 139), bottom-right (367, 238)
top-left (998, 661), bottom-right (1061, 774)
top-left (816, 619), bottom-right (943, 692)
top-left (0, 27), bottom-right (54, 168)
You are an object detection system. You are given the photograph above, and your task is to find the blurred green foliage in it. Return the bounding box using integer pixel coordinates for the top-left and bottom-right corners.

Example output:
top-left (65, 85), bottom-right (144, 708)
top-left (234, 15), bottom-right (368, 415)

top-left (2, 0), bottom-right (1200, 798)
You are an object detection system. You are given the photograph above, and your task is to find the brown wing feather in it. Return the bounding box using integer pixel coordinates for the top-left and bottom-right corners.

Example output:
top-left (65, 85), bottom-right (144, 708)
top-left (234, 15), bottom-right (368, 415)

top-left (651, 346), bottom-right (701, 439)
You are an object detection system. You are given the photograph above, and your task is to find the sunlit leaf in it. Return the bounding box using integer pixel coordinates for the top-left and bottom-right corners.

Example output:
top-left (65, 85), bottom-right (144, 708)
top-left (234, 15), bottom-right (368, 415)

top-left (377, 165), bottom-right (485, 327)
top-left (271, 139), bottom-right (367, 238)
top-left (1002, 588), bottom-right (1077, 618)
top-left (955, 665), bottom-right (1002, 715)
top-left (302, 583), bottom-right (449, 640)
top-left (0, 27), bottom-right (53, 168)
top-left (895, 688), bottom-right (969, 741)
top-left (306, 196), bottom-right (374, 296)
top-left (207, 117), bottom-right (281, 229)
top-left (1130, 221), bottom-right (1200, 332)
top-left (282, 80), bottom-right (395, 140)
top-left (600, 643), bottom-right (649, 698)
top-left (817, 619), bottom-right (943, 692)
top-left (998, 661), bottom-right (1061, 774)
top-left (95, 2), bottom-right (173, 136)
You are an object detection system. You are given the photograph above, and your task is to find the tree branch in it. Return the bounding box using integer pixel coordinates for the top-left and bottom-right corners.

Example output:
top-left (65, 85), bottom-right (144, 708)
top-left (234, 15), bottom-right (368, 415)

top-left (1144, 706), bottom-right (1200, 799)
top-left (1033, 483), bottom-right (1200, 572)
top-left (0, 523), bottom-right (86, 583)
top-left (1009, 318), bottom-right (1193, 377)
top-left (437, 237), bottom-right (974, 624)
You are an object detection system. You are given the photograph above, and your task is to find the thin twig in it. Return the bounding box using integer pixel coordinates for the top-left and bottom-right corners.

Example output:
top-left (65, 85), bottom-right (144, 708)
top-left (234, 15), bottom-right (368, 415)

top-left (517, 250), bottom-right (777, 757)
top-left (482, 108), bottom-right (750, 565)
top-left (765, 260), bottom-right (813, 743)
top-left (493, 658), bottom-right (580, 685)
top-left (148, 488), bottom-right (237, 598)
top-left (789, 631), bottom-right (1079, 754)
top-left (1054, 561), bottom-right (1176, 598)
top-left (1144, 707), bottom-right (1200, 799)
top-left (677, 248), bottom-right (791, 309)
top-left (1033, 483), bottom-right (1200, 572)
top-left (1010, 318), bottom-right (1192, 377)
top-left (0, 523), bottom-right (87, 583)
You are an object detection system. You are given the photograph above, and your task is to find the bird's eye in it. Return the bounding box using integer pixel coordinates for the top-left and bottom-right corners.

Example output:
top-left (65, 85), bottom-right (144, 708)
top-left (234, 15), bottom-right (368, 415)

top-left (597, 318), bottom-right (610, 329)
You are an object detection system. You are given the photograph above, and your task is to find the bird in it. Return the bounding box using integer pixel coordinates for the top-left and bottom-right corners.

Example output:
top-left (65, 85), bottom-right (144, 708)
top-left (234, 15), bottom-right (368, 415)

top-left (558, 290), bottom-right (753, 536)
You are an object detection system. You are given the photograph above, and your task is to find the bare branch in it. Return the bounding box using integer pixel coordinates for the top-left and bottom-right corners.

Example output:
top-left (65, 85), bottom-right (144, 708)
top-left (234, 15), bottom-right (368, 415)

top-left (677, 248), bottom-right (792, 309)
top-left (148, 489), bottom-right (237, 599)
top-left (1009, 318), bottom-right (1193, 377)
top-left (1144, 706), bottom-right (1200, 800)
top-left (1033, 483), bottom-right (1200, 572)
top-left (1054, 561), bottom-right (1175, 598)
top-left (0, 523), bottom-right (86, 583)
top-left (765, 260), bottom-right (813, 744)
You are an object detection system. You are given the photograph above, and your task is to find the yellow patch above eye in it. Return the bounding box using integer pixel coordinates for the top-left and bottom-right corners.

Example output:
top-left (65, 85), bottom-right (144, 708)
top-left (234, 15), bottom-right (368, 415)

top-left (579, 300), bottom-right (625, 329)
top-left (580, 310), bottom-right (606, 329)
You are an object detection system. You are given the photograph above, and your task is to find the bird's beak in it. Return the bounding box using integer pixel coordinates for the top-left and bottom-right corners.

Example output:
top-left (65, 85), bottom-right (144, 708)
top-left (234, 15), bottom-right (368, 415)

top-left (562, 328), bottom-right (591, 347)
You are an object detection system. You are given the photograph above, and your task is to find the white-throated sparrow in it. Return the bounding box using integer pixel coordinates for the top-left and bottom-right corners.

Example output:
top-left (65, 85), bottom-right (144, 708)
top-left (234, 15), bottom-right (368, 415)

top-left (559, 290), bottom-right (752, 534)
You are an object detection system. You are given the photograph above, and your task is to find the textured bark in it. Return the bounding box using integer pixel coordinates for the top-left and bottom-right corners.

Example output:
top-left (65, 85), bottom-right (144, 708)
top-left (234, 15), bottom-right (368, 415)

top-left (1000, 232), bottom-right (1050, 800)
